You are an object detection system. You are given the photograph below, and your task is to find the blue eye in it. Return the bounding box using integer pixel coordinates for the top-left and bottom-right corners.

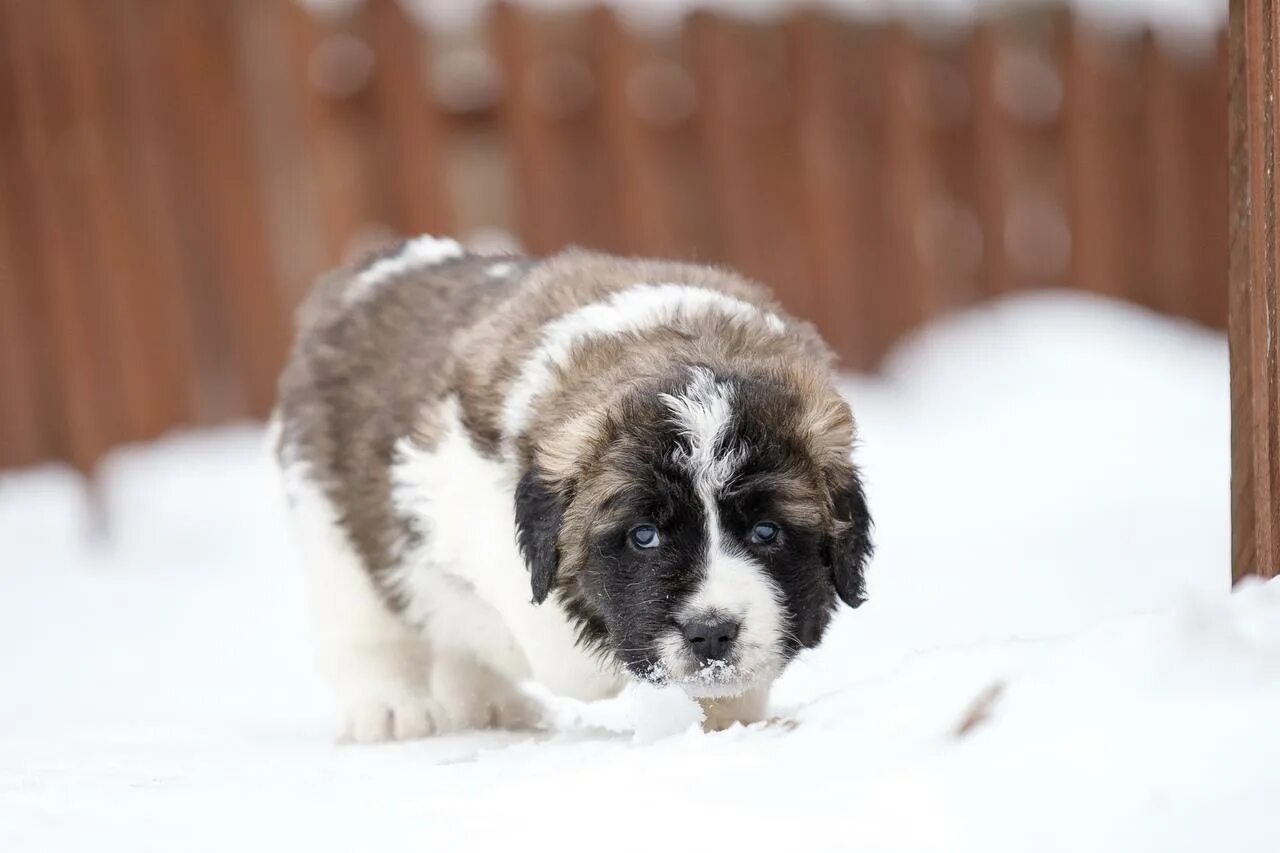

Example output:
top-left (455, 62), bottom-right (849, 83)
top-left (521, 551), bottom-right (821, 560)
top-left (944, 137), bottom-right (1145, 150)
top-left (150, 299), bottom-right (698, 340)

top-left (750, 522), bottom-right (780, 545)
top-left (629, 525), bottom-right (660, 550)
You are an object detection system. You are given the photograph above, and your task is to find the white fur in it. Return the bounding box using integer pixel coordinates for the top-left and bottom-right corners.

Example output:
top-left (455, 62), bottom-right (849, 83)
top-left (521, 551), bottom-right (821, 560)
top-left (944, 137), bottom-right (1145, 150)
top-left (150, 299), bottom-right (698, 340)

top-left (279, 455), bottom-right (448, 742)
top-left (390, 397), bottom-right (623, 703)
top-left (659, 369), bottom-right (786, 697)
top-left (500, 283), bottom-right (786, 456)
top-left (486, 261), bottom-right (516, 278)
top-left (659, 366), bottom-right (743, 500)
top-left (344, 235), bottom-right (463, 305)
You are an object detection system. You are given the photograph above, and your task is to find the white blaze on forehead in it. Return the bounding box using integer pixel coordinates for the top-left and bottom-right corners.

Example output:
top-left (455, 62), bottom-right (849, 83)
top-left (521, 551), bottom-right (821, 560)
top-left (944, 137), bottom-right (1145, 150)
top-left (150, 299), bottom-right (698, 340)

top-left (344, 234), bottom-right (463, 305)
top-left (500, 283), bottom-right (786, 456)
top-left (659, 366), bottom-right (742, 502)
top-left (660, 368), bottom-right (785, 691)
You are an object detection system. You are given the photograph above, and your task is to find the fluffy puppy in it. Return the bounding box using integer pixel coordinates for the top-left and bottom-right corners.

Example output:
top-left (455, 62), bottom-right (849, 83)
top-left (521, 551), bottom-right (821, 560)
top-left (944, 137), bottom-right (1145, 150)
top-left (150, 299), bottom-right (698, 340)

top-left (273, 237), bottom-right (872, 741)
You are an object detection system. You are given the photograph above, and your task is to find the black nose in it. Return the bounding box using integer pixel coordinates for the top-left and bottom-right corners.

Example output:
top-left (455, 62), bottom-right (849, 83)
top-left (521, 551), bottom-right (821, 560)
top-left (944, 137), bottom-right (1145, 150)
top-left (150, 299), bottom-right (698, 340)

top-left (682, 618), bottom-right (740, 663)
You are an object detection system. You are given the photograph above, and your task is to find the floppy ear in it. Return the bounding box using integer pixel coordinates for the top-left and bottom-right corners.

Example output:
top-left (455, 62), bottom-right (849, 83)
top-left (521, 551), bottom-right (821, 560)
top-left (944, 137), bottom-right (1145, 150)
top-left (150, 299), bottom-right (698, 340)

top-left (514, 465), bottom-right (566, 605)
top-left (825, 467), bottom-right (873, 608)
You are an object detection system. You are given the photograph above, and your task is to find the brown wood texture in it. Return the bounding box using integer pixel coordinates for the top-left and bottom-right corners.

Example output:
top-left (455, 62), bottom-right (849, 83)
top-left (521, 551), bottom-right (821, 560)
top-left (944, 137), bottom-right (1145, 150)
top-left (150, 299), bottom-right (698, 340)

top-left (108, 0), bottom-right (199, 432)
top-left (157, 0), bottom-right (287, 418)
top-left (0, 6), bottom-right (1237, 473)
top-left (971, 16), bottom-right (1072, 297)
top-left (52, 0), bottom-right (191, 442)
top-left (1193, 35), bottom-right (1231, 329)
top-left (1140, 34), bottom-right (1198, 320)
top-left (687, 12), bottom-right (817, 322)
top-left (877, 23), bottom-right (943, 338)
top-left (590, 7), bottom-right (694, 259)
top-left (1062, 21), bottom-right (1145, 303)
top-left (284, 0), bottom-right (382, 268)
top-left (786, 13), bottom-right (881, 369)
top-left (1229, 0), bottom-right (1280, 582)
top-left (0, 4), bottom-right (54, 469)
top-left (367, 0), bottom-right (455, 239)
top-left (495, 3), bottom-right (619, 255)
top-left (2, 0), bottom-right (119, 470)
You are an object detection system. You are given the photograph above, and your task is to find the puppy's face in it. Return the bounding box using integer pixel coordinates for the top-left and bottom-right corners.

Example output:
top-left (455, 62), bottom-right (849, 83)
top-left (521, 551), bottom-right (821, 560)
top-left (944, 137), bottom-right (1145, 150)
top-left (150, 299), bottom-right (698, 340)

top-left (516, 367), bottom-right (872, 698)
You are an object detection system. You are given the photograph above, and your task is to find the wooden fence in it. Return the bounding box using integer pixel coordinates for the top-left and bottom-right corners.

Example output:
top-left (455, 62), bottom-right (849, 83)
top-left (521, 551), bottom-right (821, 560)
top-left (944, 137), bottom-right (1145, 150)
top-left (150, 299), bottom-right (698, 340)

top-left (1229, 0), bottom-right (1280, 582)
top-left (0, 0), bottom-right (1228, 473)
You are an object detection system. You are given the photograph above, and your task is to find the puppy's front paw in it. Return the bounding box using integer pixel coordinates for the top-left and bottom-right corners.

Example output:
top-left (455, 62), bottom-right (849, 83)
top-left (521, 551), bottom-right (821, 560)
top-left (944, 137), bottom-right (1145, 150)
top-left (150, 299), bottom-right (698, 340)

top-left (701, 706), bottom-right (760, 732)
top-left (431, 654), bottom-right (546, 732)
top-left (338, 689), bottom-right (449, 743)
top-left (699, 684), bottom-right (771, 732)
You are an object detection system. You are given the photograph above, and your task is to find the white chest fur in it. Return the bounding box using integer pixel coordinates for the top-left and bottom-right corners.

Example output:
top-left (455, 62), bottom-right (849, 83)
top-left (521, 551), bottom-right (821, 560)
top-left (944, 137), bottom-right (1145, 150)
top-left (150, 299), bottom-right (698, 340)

top-left (389, 398), bottom-right (622, 701)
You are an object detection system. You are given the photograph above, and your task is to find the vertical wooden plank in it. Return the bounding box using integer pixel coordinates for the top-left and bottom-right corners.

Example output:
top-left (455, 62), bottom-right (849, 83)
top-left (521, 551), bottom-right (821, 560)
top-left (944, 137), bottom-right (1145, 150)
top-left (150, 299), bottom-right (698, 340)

top-left (1, 0), bottom-right (119, 471)
top-left (590, 7), bottom-right (689, 259)
top-left (1062, 20), bottom-right (1146, 303)
top-left (785, 11), bottom-right (880, 369)
top-left (0, 4), bottom-right (55, 468)
top-left (422, 24), bottom-right (517, 247)
top-left (876, 22), bottom-right (943, 342)
top-left (234, 0), bottom-right (327, 308)
top-left (1188, 32), bottom-right (1230, 330)
top-left (366, 0), bottom-right (454, 238)
top-left (149, 0), bottom-right (288, 418)
top-left (0, 186), bottom-right (46, 469)
top-left (493, 3), bottom-right (575, 253)
top-left (493, 3), bottom-right (616, 255)
top-left (51, 0), bottom-right (193, 442)
top-left (48, 0), bottom-right (151, 444)
top-left (107, 0), bottom-right (198, 434)
top-left (1229, 0), bottom-right (1280, 582)
top-left (687, 12), bottom-right (815, 320)
top-left (125, 0), bottom-right (234, 424)
top-left (839, 21), bottom-right (898, 365)
top-left (204, 0), bottom-right (291, 416)
top-left (969, 14), bottom-right (1071, 299)
top-left (967, 21), bottom-right (1018, 299)
top-left (916, 25), bottom-right (986, 312)
top-left (1139, 31), bottom-right (1199, 319)
top-left (285, 0), bottom-right (383, 267)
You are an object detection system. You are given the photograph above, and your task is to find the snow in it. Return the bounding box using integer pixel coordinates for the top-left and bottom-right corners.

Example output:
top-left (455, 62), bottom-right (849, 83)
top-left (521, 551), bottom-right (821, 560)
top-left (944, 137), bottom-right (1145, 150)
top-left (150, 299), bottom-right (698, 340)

top-left (3, 291), bottom-right (1277, 852)
top-left (298, 0), bottom-right (1227, 37)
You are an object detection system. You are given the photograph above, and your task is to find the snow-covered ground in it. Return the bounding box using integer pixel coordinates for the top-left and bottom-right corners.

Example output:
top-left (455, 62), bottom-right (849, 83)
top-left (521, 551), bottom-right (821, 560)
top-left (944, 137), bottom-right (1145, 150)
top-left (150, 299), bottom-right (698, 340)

top-left (2, 291), bottom-right (1276, 852)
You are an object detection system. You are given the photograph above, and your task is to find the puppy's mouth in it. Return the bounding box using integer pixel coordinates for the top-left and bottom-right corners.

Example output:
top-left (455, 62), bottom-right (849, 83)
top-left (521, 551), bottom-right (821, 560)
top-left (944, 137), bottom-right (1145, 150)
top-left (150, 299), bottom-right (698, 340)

top-left (675, 659), bottom-right (755, 699)
top-left (625, 634), bottom-right (779, 699)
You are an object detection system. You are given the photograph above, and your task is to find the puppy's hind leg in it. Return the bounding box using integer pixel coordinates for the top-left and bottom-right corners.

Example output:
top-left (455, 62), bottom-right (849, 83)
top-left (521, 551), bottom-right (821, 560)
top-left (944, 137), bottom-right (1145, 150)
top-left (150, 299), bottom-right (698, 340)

top-left (285, 471), bottom-right (446, 743)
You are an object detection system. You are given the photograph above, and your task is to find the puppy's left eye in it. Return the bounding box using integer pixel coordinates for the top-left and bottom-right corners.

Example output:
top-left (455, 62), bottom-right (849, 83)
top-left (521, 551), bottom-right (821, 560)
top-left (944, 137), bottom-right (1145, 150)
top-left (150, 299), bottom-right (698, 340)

top-left (750, 521), bottom-right (780, 545)
top-left (629, 525), bottom-right (661, 550)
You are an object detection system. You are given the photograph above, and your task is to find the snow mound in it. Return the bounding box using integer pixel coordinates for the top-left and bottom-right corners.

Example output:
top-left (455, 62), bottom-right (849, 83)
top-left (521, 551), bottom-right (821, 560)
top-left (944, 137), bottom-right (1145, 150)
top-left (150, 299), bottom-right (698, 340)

top-left (535, 680), bottom-right (706, 742)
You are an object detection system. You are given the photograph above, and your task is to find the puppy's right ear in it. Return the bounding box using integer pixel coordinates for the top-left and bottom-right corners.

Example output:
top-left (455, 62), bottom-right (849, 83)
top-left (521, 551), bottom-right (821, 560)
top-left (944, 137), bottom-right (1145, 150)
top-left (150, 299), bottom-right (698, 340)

top-left (826, 467), bottom-right (873, 609)
top-left (514, 465), bottom-right (566, 605)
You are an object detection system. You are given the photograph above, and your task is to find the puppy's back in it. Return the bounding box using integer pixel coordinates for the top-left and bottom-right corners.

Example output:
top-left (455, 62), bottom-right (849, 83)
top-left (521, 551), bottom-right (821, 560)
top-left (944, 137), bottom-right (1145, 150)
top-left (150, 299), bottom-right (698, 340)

top-left (274, 238), bottom-right (528, 578)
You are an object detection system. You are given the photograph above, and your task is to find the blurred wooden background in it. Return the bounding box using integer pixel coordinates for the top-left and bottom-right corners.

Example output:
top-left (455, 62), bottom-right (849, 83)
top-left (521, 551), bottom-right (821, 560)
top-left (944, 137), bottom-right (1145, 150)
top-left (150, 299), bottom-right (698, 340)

top-left (0, 0), bottom-right (1227, 473)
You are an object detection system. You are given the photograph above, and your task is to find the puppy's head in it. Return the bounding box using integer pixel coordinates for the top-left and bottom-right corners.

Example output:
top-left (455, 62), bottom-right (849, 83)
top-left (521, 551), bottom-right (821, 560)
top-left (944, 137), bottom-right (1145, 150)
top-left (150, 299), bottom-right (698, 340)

top-left (516, 365), bottom-right (872, 698)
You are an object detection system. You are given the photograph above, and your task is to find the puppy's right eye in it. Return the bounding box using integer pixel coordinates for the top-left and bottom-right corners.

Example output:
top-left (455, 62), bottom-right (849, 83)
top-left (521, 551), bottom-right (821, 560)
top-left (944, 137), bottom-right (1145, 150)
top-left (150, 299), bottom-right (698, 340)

top-left (629, 525), bottom-right (661, 550)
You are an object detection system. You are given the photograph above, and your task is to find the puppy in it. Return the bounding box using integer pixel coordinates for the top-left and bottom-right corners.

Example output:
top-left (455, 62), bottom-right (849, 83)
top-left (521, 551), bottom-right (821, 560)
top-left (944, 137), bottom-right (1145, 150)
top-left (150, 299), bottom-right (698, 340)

top-left (273, 236), bottom-right (872, 741)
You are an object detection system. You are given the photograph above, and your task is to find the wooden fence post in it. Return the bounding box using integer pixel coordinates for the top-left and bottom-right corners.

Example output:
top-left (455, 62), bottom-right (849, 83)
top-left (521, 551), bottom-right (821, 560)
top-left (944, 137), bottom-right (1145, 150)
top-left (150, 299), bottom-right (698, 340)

top-left (1229, 0), bottom-right (1280, 582)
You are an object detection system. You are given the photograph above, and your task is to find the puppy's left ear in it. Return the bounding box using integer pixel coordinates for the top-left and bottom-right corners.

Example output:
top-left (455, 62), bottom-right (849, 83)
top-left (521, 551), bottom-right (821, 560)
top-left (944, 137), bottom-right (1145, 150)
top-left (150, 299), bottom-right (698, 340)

top-left (514, 465), bottom-right (566, 605)
top-left (825, 467), bottom-right (873, 608)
